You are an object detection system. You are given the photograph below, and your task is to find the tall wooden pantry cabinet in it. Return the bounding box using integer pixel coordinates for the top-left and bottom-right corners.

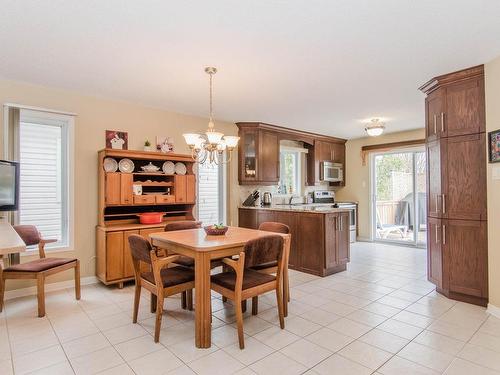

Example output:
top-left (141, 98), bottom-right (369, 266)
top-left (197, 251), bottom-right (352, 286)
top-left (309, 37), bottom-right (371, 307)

top-left (420, 65), bottom-right (488, 306)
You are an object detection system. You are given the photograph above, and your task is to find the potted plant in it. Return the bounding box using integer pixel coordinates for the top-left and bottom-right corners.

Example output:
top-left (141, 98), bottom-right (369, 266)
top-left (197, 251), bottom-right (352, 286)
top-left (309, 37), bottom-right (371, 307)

top-left (144, 139), bottom-right (153, 152)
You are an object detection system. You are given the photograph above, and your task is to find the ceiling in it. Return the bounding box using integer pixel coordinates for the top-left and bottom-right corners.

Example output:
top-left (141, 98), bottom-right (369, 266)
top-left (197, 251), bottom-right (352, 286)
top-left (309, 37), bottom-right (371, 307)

top-left (1, 1), bottom-right (500, 139)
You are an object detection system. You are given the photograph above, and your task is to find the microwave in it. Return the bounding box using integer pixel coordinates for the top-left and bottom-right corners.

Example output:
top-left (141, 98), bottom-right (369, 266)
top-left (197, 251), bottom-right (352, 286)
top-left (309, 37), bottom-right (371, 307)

top-left (320, 161), bottom-right (343, 182)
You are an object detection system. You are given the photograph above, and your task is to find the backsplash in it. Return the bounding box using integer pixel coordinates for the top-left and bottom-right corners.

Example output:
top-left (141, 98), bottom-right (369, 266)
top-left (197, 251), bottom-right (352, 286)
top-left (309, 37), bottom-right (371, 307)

top-left (238, 183), bottom-right (337, 206)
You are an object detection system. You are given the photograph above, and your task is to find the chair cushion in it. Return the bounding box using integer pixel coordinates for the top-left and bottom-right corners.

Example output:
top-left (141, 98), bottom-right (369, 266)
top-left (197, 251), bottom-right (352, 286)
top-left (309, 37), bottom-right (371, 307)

top-left (141, 266), bottom-right (194, 288)
top-left (4, 258), bottom-right (76, 273)
top-left (250, 261), bottom-right (278, 271)
top-left (211, 269), bottom-right (276, 291)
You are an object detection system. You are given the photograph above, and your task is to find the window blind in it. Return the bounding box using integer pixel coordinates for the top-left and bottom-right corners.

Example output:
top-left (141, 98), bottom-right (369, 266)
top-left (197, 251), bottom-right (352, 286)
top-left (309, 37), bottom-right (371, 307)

top-left (19, 121), bottom-right (65, 245)
top-left (197, 163), bottom-right (222, 225)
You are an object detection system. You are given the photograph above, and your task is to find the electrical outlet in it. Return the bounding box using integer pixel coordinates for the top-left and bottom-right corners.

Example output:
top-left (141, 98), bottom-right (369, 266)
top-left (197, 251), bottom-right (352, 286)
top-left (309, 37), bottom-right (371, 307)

top-left (492, 166), bottom-right (500, 180)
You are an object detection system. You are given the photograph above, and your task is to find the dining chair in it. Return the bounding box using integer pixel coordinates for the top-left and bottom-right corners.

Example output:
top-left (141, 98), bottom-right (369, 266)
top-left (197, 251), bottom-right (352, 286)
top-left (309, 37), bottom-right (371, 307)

top-left (211, 234), bottom-right (286, 349)
top-left (249, 221), bottom-right (291, 315)
top-left (128, 234), bottom-right (195, 342)
top-left (0, 225), bottom-right (80, 317)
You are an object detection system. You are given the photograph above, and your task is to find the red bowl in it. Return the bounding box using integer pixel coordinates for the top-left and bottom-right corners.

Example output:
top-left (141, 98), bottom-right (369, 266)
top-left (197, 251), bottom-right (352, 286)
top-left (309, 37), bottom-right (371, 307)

top-left (137, 212), bottom-right (165, 224)
top-left (204, 225), bottom-right (229, 235)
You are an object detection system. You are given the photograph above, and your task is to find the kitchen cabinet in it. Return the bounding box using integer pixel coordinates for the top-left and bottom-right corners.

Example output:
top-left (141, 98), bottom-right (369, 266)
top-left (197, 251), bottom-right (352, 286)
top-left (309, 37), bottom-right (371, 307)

top-left (238, 208), bottom-right (350, 276)
top-left (307, 140), bottom-right (346, 186)
top-left (105, 173), bottom-right (133, 205)
top-left (421, 65), bottom-right (488, 306)
top-left (174, 175), bottom-right (196, 204)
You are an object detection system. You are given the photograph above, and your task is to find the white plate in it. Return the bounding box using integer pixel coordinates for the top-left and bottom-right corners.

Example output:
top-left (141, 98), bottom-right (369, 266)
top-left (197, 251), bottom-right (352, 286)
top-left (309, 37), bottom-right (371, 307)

top-left (103, 157), bottom-right (118, 172)
top-left (118, 158), bottom-right (135, 173)
top-left (174, 162), bottom-right (187, 175)
top-left (162, 161), bottom-right (175, 175)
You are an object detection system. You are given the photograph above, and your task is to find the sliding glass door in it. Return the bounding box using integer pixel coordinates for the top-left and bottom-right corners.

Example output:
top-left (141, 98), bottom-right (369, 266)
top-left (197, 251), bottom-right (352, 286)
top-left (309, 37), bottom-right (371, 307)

top-left (371, 149), bottom-right (426, 246)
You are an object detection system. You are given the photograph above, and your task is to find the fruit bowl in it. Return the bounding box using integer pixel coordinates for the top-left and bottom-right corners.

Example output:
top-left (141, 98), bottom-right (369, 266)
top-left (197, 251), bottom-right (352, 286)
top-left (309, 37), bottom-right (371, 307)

top-left (204, 225), bottom-right (229, 236)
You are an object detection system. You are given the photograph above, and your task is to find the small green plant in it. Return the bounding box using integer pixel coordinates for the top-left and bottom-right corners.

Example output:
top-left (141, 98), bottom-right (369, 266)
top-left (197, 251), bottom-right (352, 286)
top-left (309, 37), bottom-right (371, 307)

top-left (144, 139), bottom-right (151, 147)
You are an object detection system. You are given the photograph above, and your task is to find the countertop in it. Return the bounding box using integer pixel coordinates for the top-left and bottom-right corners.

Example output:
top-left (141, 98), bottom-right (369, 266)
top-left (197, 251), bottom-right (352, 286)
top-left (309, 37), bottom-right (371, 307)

top-left (238, 204), bottom-right (352, 214)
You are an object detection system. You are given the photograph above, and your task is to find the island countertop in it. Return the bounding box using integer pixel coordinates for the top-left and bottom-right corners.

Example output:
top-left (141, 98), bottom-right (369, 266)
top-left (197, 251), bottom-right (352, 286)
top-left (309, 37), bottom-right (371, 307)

top-left (238, 204), bottom-right (351, 214)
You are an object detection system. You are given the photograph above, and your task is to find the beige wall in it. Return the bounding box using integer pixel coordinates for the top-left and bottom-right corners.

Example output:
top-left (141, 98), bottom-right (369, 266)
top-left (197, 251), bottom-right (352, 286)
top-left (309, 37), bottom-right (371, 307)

top-left (335, 129), bottom-right (425, 239)
top-left (0, 78), bottom-right (238, 291)
top-left (485, 56), bottom-right (500, 309)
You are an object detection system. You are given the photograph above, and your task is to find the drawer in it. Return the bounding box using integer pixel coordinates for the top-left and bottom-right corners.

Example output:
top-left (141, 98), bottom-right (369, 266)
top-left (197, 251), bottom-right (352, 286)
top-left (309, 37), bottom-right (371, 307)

top-left (156, 195), bottom-right (175, 204)
top-left (133, 195), bottom-right (155, 204)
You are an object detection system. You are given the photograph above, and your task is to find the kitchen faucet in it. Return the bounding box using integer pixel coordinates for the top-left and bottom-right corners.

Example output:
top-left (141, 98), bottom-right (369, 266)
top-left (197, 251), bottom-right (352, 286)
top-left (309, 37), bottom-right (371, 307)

top-left (289, 195), bottom-right (301, 205)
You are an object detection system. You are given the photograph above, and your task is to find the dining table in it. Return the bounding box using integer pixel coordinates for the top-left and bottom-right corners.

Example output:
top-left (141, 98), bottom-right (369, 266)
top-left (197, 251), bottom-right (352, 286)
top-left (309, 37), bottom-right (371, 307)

top-left (150, 226), bottom-right (290, 348)
top-left (0, 222), bottom-right (26, 264)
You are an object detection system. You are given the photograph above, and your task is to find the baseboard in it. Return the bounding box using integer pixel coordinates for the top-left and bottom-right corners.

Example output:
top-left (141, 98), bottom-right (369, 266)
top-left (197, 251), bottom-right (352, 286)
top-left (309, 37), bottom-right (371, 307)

top-left (356, 237), bottom-right (372, 242)
top-left (487, 303), bottom-right (500, 319)
top-left (4, 276), bottom-right (98, 301)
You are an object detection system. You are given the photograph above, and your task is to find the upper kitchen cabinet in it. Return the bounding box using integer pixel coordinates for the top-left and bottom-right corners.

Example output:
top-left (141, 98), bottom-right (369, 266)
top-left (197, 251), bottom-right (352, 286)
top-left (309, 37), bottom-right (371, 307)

top-left (237, 123), bottom-right (280, 185)
top-left (420, 65), bottom-right (485, 140)
top-left (306, 139), bottom-right (346, 186)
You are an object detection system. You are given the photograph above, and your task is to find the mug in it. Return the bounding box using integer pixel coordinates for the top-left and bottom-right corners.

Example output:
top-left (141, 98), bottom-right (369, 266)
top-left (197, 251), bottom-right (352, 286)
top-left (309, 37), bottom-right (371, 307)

top-left (133, 184), bottom-right (142, 195)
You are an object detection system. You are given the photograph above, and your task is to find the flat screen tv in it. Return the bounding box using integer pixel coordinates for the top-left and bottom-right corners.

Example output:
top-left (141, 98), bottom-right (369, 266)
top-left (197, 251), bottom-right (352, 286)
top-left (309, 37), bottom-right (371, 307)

top-left (0, 160), bottom-right (20, 211)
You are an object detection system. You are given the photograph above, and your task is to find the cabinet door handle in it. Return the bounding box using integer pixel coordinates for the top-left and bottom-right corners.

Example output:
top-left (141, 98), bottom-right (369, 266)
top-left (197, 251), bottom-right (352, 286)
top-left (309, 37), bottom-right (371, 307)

top-left (340, 216), bottom-right (342, 231)
top-left (442, 194), bottom-right (446, 214)
top-left (435, 195), bottom-right (439, 213)
top-left (435, 224), bottom-right (439, 244)
top-left (441, 112), bottom-right (445, 132)
top-left (332, 150), bottom-right (335, 161)
top-left (442, 225), bottom-right (446, 245)
top-left (433, 114), bottom-right (437, 134)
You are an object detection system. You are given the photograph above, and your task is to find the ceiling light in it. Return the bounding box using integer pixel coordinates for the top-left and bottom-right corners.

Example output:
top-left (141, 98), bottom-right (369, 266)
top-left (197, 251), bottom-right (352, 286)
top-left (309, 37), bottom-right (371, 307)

top-left (183, 67), bottom-right (239, 164)
top-left (365, 118), bottom-right (386, 137)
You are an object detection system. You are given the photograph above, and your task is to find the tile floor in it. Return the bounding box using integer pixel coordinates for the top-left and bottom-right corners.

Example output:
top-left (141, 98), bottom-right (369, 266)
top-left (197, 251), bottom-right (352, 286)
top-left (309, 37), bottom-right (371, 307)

top-left (1, 242), bottom-right (500, 374)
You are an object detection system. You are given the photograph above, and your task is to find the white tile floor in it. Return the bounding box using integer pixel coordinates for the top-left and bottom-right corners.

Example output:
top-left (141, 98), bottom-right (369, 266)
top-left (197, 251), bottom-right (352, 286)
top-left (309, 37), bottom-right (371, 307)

top-left (1, 241), bottom-right (500, 374)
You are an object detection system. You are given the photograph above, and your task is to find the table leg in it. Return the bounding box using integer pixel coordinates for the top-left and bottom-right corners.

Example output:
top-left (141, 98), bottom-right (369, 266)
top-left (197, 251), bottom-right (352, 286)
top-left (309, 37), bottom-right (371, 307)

top-left (283, 236), bottom-right (290, 317)
top-left (0, 255), bottom-right (4, 312)
top-left (194, 252), bottom-right (212, 348)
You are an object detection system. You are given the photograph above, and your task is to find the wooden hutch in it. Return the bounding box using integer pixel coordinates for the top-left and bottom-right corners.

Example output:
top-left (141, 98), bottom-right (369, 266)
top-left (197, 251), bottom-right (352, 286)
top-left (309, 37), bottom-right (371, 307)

top-left (96, 149), bottom-right (196, 287)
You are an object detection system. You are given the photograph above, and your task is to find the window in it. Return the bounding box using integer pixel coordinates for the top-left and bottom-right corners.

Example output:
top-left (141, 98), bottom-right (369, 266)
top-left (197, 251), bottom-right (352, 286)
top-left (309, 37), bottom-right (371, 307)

top-left (197, 162), bottom-right (225, 225)
top-left (18, 109), bottom-right (74, 250)
top-left (279, 150), bottom-right (300, 195)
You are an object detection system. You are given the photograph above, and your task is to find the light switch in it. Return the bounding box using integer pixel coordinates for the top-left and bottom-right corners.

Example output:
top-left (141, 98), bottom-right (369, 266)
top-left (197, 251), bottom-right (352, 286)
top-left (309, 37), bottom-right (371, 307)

top-left (493, 166), bottom-right (500, 180)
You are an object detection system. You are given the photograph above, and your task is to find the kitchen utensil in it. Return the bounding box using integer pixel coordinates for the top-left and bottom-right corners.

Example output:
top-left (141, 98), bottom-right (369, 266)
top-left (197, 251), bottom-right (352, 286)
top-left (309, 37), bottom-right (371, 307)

top-left (137, 212), bottom-right (165, 224)
top-left (103, 157), bottom-right (118, 172)
top-left (204, 225), bottom-right (229, 235)
top-left (262, 192), bottom-right (272, 206)
top-left (118, 158), bottom-right (135, 173)
top-left (141, 162), bottom-right (160, 172)
top-left (242, 190), bottom-right (259, 207)
top-left (174, 162), bottom-right (187, 175)
top-left (162, 161), bottom-right (175, 175)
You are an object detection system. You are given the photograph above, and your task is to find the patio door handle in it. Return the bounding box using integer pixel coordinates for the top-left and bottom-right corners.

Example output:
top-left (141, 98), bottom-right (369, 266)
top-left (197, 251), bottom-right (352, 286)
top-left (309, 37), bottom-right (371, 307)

top-left (442, 225), bottom-right (446, 245)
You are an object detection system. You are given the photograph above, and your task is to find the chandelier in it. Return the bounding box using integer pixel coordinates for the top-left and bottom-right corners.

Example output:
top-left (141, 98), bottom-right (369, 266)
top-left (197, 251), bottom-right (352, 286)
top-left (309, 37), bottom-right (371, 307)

top-left (365, 118), bottom-right (386, 137)
top-left (183, 67), bottom-right (239, 164)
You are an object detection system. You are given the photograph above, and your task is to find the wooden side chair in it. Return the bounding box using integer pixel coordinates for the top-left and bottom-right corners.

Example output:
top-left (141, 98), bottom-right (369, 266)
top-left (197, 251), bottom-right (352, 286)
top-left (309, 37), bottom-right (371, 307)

top-left (128, 234), bottom-right (195, 342)
top-left (211, 234), bottom-right (286, 349)
top-left (250, 222), bottom-right (291, 316)
top-left (0, 225), bottom-right (80, 317)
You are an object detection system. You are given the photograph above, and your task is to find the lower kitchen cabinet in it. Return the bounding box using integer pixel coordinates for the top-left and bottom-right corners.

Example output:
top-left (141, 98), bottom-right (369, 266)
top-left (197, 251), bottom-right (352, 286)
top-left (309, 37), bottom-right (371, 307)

top-left (238, 208), bottom-right (350, 276)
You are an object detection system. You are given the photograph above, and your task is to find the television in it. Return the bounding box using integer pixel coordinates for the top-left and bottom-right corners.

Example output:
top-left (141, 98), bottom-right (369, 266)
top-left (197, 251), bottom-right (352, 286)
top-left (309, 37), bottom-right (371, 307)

top-left (0, 160), bottom-right (20, 211)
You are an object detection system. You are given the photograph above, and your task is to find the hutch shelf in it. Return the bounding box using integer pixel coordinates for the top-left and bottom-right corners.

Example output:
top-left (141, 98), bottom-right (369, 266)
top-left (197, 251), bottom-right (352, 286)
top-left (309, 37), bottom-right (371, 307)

top-left (96, 149), bottom-right (196, 287)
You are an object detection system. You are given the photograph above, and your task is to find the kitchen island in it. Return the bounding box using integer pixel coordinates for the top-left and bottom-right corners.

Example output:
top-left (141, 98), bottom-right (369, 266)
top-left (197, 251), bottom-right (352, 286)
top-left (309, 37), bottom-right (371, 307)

top-left (238, 205), bottom-right (350, 276)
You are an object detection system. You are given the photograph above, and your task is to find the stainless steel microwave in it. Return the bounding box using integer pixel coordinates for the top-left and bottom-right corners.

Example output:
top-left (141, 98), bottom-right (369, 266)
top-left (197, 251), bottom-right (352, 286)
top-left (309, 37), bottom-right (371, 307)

top-left (320, 161), bottom-right (343, 182)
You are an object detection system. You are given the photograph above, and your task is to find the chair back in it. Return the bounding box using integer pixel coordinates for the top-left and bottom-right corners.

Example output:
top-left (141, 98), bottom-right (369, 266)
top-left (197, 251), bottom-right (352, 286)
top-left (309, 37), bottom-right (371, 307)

top-left (243, 235), bottom-right (283, 268)
top-left (13, 225), bottom-right (41, 246)
top-left (164, 220), bottom-right (202, 232)
top-left (128, 234), bottom-right (153, 265)
top-left (258, 222), bottom-right (290, 234)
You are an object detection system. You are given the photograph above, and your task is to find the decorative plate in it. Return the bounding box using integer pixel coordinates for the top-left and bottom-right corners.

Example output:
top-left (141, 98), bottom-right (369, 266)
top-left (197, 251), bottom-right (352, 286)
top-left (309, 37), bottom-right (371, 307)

top-left (118, 158), bottom-right (135, 173)
top-left (103, 157), bottom-right (118, 172)
top-left (162, 161), bottom-right (175, 175)
top-left (174, 162), bottom-right (187, 175)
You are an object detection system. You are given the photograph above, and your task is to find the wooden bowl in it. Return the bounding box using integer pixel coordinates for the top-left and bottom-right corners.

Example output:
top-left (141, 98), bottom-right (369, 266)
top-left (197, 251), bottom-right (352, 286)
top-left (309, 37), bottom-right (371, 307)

top-left (204, 225), bottom-right (229, 235)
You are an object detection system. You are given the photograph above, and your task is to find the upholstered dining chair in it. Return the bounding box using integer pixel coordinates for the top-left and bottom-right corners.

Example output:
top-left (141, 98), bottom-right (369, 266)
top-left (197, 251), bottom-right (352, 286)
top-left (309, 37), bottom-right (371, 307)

top-left (249, 222), bottom-right (291, 315)
top-left (211, 234), bottom-right (286, 349)
top-left (0, 225), bottom-right (80, 317)
top-left (128, 234), bottom-right (195, 342)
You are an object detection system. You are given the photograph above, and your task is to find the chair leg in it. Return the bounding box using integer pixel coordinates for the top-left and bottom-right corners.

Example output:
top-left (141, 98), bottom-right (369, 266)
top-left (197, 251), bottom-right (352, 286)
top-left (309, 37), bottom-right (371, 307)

top-left (283, 269), bottom-right (289, 317)
top-left (276, 285), bottom-right (285, 329)
top-left (74, 261), bottom-right (81, 300)
top-left (252, 296), bottom-right (258, 315)
top-left (0, 276), bottom-right (5, 313)
top-left (154, 294), bottom-right (164, 343)
top-left (241, 300), bottom-right (247, 313)
top-left (234, 297), bottom-right (245, 349)
top-left (181, 291), bottom-right (187, 310)
top-left (36, 274), bottom-right (46, 318)
top-left (186, 289), bottom-right (193, 311)
top-left (133, 284), bottom-right (141, 323)
top-left (150, 293), bottom-right (157, 313)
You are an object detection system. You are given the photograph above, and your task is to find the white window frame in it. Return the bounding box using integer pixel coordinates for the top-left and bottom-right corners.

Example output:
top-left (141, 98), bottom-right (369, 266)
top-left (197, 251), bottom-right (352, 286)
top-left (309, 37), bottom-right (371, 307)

top-left (6, 107), bottom-right (75, 254)
top-left (277, 145), bottom-right (308, 197)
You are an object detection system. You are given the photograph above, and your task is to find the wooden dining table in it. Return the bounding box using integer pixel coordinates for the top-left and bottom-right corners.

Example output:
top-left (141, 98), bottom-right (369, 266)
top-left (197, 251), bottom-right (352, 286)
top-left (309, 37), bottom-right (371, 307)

top-left (0, 222), bottom-right (26, 264)
top-left (150, 226), bottom-right (290, 348)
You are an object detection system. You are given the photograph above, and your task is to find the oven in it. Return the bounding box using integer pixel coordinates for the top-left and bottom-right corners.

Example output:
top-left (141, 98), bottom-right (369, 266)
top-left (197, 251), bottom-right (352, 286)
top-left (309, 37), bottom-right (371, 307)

top-left (336, 203), bottom-right (357, 243)
top-left (320, 161), bottom-right (343, 183)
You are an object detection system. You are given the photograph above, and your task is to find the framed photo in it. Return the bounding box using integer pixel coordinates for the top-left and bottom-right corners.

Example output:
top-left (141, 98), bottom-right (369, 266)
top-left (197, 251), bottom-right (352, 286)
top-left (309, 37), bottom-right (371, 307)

top-left (489, 129), bottom-right (500, 163)
top-left (156, 136), bottom-right (174, 153)
top-left (106, 130), bottom-right (128, 150)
